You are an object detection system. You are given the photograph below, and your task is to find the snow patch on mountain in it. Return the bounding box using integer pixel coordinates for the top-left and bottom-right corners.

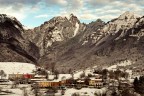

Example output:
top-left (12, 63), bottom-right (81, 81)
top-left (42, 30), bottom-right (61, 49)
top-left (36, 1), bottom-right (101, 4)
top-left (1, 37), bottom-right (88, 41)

top-left (73, 22), bottom-right (79, 37)
top-left (82, 40), bottom-right (88, 45)
top-left (52, 29), bottom-right (63, 41)
top-left (107, 60), bottom-right (132, 70)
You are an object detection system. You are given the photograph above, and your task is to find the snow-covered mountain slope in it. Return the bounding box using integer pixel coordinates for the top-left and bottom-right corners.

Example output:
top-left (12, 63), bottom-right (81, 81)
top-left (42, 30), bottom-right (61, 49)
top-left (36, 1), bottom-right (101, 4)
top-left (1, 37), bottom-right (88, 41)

top-left (0, 62), bottom-right (36, 78)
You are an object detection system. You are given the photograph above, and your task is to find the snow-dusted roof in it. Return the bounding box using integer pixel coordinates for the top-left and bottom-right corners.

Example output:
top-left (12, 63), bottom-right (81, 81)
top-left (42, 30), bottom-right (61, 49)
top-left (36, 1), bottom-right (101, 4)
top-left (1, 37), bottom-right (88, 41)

top-left (48, 74), bottom-right (72, 82)
top-left (35, 75), bottom-right (46, 78)
top-left (31, 79), bottom-right (47, 81)
top-left (35, 80), bottom-right (59, 83)
top-left (90, 78), bottom-right (102, 81)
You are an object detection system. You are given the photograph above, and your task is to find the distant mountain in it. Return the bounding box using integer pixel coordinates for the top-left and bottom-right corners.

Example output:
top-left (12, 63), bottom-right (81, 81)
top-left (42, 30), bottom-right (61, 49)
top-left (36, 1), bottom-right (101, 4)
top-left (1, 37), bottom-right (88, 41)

top-left (0, 12), bottom-right (144, 72)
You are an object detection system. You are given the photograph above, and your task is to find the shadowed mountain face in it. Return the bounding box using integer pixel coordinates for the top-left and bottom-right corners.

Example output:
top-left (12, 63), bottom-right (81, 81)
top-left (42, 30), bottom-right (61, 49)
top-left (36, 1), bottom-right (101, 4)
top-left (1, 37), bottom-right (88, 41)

top-left (0, 12), bottom-right (144, 72)
top-left (0, 14), bottom-right (39, 64)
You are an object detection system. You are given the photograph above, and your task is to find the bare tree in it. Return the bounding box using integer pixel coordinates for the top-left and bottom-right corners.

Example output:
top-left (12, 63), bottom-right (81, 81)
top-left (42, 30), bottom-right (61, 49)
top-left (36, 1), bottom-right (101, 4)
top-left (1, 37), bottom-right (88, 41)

top-left (69, 68), bottom-right (72, 74)
top-left (33, 84), bottom-right (39, 96)
top-left (23, 87), bottom-right (28, 96)
top-left (54, 70), bottom-right (59, 79)
top-left (0, 70), bottom-right (6, 79)
top-left (51, 62), bottom-right (56, 73)
top-left (11, 78), bottom-right (19, 88)
top-left (80, 71), bottom-right (85, 78)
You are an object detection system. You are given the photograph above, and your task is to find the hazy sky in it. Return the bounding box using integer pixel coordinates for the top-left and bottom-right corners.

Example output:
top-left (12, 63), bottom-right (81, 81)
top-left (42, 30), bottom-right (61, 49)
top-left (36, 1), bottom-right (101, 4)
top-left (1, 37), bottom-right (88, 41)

top-left (0, 0), bottom-right (143, 28)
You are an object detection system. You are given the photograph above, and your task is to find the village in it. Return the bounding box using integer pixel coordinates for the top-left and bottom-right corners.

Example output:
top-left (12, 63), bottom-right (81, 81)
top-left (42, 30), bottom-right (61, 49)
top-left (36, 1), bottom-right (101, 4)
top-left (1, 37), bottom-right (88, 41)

top-left (0, 62), bottom-right (143, 96)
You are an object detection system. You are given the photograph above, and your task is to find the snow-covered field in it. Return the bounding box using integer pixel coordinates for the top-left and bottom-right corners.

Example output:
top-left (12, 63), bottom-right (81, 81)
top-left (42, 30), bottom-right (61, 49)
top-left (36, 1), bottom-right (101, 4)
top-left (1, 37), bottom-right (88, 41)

top-left (64, 88), bottom-right (107, 96)
top-left (0, 62), bottom-right (36, 78)
top-left (0, 84), bottom-right (34, 96)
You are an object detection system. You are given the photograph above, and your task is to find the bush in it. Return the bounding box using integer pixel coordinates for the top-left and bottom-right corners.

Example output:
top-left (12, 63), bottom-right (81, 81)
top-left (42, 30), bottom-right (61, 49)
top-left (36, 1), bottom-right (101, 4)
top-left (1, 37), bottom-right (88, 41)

top-left (80, 72), bottom-right (85, 78)
top-left (88, 73), bottom-right (92, 77)
top-left (72, 93), bottom-right (80, 96)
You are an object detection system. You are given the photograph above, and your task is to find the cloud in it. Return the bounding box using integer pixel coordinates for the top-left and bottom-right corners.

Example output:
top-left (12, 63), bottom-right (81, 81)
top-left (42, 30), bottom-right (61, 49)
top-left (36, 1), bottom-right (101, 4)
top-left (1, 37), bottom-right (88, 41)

top-left (0, 0), bottom-right (143, 27)
top-left (0, 0), bottom-right (68, 13)
top-left (44, 0), bottom-right (68, 6)
top-left (53, 0), bottom-right (144, 23)
top-left (67, 0), bottom-right (84, 11)
top-left (35, 14), bottom-right (49, 18)
top-left (0, 6), bottom-right (27, 21)
top-left (0, 0), bottom-right (41, 11)
top-left (79, 14), bottom-right (97, 20)
top-left (82, 0), bottom-right (143, 20)
top-left (85, 0), bottom-right (117, 7)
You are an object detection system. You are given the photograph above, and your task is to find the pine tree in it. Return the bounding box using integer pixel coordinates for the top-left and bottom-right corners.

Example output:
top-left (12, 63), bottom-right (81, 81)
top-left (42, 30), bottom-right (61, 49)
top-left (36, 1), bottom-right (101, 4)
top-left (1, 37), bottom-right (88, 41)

top-left (133, 76), bottom-right (144, 94)
top-left (134, 77), bottom-right (138, 84)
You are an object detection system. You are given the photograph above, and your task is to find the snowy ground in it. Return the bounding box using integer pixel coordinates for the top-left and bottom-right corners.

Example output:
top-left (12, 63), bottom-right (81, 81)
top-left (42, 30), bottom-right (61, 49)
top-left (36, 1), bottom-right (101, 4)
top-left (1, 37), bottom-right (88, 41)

top-left (0, 62), bottom-right (36, 78)
top-left (107, 60), bottom-right (132, 70)
top-left (64, 88), bottom-right (107, 96)
top-left (0, 84), bottom-right (107, 96)
top-left (0, 84), bottom-right (34, 96)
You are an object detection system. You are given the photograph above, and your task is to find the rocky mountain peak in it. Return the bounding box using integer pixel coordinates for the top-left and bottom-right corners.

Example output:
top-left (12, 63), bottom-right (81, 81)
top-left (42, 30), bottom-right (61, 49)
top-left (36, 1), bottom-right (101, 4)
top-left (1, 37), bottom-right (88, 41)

top-left (0, 14), bottom-right (23, 31)
top-left (50, 16), bottom-right (67, 22)
top-left (0, 14), bottom-right (15, 22)
top-left (118, 11), bottom-right (140, 20)
top-left (102, 11), bottom-right (141, 35)
top-left (69, 13), bottom-right (80, 25)
top-left (23, 13), bottom-right (84, 57)
top-left (0, 14), bottom-right (24, 40)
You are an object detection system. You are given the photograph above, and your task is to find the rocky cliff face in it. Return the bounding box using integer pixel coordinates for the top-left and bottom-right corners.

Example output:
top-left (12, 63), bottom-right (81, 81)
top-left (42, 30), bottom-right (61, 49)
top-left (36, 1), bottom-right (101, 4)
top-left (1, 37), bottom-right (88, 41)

top-left (0, 12), bottom-right (144, 72)
top-left (23, 14), bottom-right (86, 57)
top-left (0, 14), bottom-right (39, 63)
top-left (48, 11), bottom-right (144, 72)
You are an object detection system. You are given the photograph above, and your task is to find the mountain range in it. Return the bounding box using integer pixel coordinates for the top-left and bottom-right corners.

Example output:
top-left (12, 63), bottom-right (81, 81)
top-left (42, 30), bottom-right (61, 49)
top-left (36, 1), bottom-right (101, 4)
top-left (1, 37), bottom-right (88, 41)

top-left (0, 11), bottom-right (144, 72)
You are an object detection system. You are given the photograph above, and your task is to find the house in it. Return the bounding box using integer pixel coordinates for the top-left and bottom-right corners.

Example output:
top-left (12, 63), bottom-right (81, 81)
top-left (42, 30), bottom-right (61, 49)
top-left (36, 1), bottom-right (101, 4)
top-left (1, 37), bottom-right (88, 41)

top-left (23, 74), bottom-right (35, 79)
top-left (64, 78), bottom-right (76, 87)
top-left (8, 73), bottom-right (35, 84)
top-left (75, 79), bottom-right (86, 89)
top-left (9, 73), bottom-right (35, 80)
top-left (48, 75), bottom-right (55, 80)
top-left (34, 75), bottom-right (46, 79)
top-left (30, 75), bottom-right (47, 83)
top-left (108, 79), bottom-right (119, 89)
top-left (35, 80), bottom-right (60, 88)
top-left (77, 79), bottom-right (85, 84)
top-left (89, 78), bottom-right (103, 88)
top-left (0, 79), bottom-right (9, 82)
top-left (95, 74), bottom-right (102, 79)
top-left (60, 79), bottom-right (67, 86)
top-left (118, 80), bottom-right (132, 90)
top-left (8, 74), bottom-right (23, 80)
